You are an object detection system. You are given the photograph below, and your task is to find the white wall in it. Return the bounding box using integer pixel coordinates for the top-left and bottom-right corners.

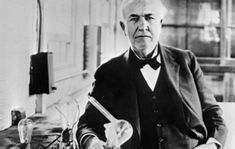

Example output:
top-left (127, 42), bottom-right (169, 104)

top-left (0, 0), bottom-right (36, 130)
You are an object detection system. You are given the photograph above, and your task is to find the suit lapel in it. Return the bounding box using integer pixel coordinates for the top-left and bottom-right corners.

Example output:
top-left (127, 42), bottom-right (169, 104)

top-left (160, 45), bottom-right (180, 95)
top-left (160, 45), bottom-right (188, 128)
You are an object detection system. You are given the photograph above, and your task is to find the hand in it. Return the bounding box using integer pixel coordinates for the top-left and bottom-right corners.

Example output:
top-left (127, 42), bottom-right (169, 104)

top-left (194, 143), bottom-right (218, 149)
top-left (85, 136), bottom-right (105, 149)
top-left (104, 122), bottom-right (121, 149)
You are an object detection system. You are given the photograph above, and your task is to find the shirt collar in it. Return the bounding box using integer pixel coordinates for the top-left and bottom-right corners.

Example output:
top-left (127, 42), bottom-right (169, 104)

top-left (131, 45), bottom-right (161, 64)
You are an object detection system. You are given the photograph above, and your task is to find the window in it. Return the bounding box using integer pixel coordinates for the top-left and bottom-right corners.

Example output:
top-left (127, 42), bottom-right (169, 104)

top-left (161, 0), bottom-right (222, 58)
top-left (160, 0), bottom-right (235, 102)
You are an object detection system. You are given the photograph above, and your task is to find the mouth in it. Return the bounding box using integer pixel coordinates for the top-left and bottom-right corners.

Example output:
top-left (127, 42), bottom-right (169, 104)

top-left (135, 35), bottom-right (151, 39)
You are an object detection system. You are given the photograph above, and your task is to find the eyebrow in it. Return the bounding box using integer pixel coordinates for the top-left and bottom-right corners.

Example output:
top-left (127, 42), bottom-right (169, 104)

top-left (129, 13), bottom-right (153, 18)
top-left (145, 14), bottom-right (153, 18)
top-left (129, 14), bottom-right (140, 18)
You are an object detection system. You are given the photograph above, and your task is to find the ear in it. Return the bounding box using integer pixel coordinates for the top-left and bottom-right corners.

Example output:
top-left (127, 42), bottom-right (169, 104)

top-left (120, 21), bottom-right (125, 31)
top-left (120, 21), bottom-right (126, 36)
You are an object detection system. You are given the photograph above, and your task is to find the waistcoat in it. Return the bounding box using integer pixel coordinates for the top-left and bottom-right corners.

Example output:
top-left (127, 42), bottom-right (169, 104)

top-left (134, 64), bottom-right (175, 149)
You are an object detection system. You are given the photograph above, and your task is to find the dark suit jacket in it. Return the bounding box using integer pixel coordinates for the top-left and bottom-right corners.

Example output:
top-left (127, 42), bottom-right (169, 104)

top-left (76, 44), bottom-right (227, 149)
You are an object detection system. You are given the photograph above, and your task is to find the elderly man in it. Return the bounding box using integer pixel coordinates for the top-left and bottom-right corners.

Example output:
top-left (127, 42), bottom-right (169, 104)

top-left (76, 0), bottom-right (228, 149)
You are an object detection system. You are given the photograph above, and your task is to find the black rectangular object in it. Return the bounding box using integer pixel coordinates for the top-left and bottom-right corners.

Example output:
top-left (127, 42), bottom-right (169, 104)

top-left (29, 52), bottom-right (54, 95)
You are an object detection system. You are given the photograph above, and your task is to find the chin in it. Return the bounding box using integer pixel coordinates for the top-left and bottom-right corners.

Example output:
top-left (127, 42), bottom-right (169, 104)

top-left (135, 42), bottom-right (147, 48)
top-left (136, 44), bottom-right (152, 51)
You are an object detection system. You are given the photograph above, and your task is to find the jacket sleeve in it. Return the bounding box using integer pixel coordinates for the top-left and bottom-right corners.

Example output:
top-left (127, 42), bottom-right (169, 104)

top-left (76, 64), bottom-right (116, 148)
top-left (187, 51), bottom-right (228, 146)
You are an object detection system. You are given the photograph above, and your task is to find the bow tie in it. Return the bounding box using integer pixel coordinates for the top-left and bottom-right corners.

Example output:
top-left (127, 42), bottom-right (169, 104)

top-left (130, 49), bottom-right (161, 70)
top-left (138, 57), bottom-right (161, 70)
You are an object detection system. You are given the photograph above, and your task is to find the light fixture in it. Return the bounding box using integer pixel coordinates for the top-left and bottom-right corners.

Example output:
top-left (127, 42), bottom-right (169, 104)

top-left (18, 118), bottom-right (34, 149)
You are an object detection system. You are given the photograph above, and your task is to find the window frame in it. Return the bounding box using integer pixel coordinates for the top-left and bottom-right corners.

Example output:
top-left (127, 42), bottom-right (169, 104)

top-left (162, 0), bottom-right (235, 73)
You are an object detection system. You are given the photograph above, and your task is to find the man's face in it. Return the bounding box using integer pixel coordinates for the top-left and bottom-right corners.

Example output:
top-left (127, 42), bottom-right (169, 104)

top-left (122, 0), bottom-right (164, 58)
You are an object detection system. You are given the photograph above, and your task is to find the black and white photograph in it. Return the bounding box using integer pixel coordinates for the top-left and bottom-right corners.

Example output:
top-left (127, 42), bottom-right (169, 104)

top-left (0, 0), bottom-right (234, 149)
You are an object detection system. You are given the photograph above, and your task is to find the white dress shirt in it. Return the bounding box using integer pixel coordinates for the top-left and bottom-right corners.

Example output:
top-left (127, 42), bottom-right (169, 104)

top-left (132, 49), bottom-right (161, 91)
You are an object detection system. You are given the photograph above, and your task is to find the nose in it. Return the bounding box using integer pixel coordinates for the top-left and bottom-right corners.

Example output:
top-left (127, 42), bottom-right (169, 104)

top-left (138, 17), bottom-right (148, 31)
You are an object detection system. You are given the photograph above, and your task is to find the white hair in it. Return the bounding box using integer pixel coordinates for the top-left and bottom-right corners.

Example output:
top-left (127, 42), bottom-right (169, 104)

top-left (120, 0), bottom-right (167, 22)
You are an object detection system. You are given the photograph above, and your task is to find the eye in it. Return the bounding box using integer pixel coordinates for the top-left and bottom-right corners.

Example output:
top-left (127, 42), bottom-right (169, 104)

top-left (129, 17), bottom-right (139, 22)
top-left (145, 16), bottom-right (154, 21)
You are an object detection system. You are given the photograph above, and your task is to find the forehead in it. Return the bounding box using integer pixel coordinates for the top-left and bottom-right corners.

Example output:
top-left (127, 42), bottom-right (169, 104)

top-left (122, 0), bottom-right (165, 19)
